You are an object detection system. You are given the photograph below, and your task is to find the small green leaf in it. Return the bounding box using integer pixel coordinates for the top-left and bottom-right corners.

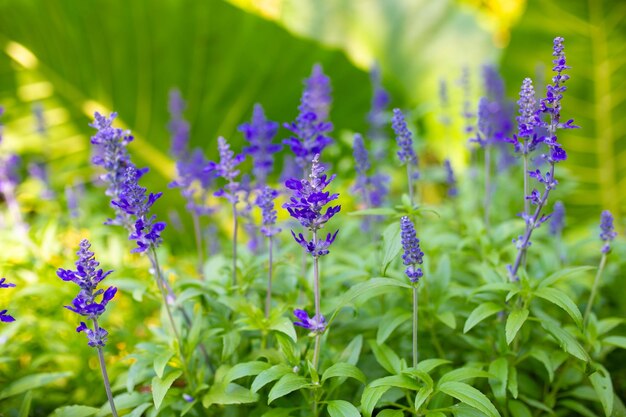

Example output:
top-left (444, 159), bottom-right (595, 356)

top-left (529, 349), bottom-right (554, 382)
top-left (0, 372), bottom-right (72, 400)
top-left (268, 373), bottom-right (310, 404)
top-left (224, 361), bottom-right (270, 383)
top-left (96, 392), bottom-right (149, 416)
top-left (541, 321), bottom-right (589, 361)
top-left (18, 391), bottom-right (32, 417)
top-left (463, 302), bottom-right (502, 333)
top-left (260, 409), bottom-right (294, 417)
top-left (269, 316), bottom-right (297, 342)
top-left (438, 381), bottom-right (501, 417)
top-left (360, 386), bottom-right (390, 417)
top-left (505, 309), bottom-right (529, 345)
top-left (321, 362), bottom-right (366, 384)
top-left (488, 357), bottom-right (508, 400)
top-left (153, 350), bottom-right (174, 379)
top-left (377, 309), bottom-right (411, 344)
top-left (202, 383), bottom-right (258, 407)
top-left (603, 336), bottom-right (626, 349)
top-left (589, 364), bottom-right (613, 417)
top-left (251, 365), bottom-right (292, 393)
top-left (508, 364), bottom-right (518, 399)
top-left (436, 311), bottom-right (457, 329)
top-left (369, 340), bottom-right (402, 374)
top-left (534, 287), bottom-right (583, 328)
top-left (381, 222), bottom-right (402, 274)
top-left (126, 403), bottom-right (152, 417)
top-left (274, 332), bottom-right (299, 364)
top-left (439, 367), bottom-right (493, 384)
top-left (538, 266), bottom-right (595, 288)
top-left (414, 386), bottom-right (433, 411)
top-left (369, 375), bottom-right (420, 390)
top-left (596, 318), bottom-right (625, 335)
top-left (508, 400), bottom-right (532, 417)
top-left (49, 406), bottom-right (99, 417)
top-left (471, 283), bottom-right (517, 295)
top-left (327, 400), bottom-right (361, 417)
top-left (415, 358), bottom-right (451, 374)
top-left (339, 335), bottom-right (363, 365)
top-left (404, 369), bottom-right (433, 388)
top-left (221, 330), bottom-right (241, 360)
top-left (152, 370), bottom-right (182, 411)
top-left (560, 400), bottom-right (598, 417)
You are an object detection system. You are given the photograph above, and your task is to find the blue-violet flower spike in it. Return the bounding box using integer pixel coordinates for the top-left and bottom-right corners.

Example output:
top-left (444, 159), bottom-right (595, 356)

top-left (293, 309), bottom-right (326, 333)
top-left (599, 210), bottom-right (617, 254)
top-left (400, 216), bottom-right (424, 283)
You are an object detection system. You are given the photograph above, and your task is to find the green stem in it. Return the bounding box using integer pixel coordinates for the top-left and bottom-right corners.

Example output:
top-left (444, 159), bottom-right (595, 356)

top-left (265, 235), bottom-right (274, 319)
top-left (484, 145), bottom-right (491, 232)
top-left (312, 231), bottom-right (322, 371)
top-left (412, 286), bottom-right (419, 367)
top-left (232, 201), bottom-right (238, 287)
top-left (92, 319), bottom-right (119, 417)
top-left (191, 212), bottom-right (205, 279)
top-left (583, 253), bottom-right (607, 327)
top-left (406, 164), bottom-right (415, 207)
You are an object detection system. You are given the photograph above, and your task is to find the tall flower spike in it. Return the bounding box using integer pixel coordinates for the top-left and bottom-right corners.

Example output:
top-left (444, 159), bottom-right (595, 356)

top-left (256, 186), bottom-right (280, 237)
top-left (444, 159), bottom-right (457, 197)
top-left (239, 104), bottom-right (281, 185)
top-left (549, 201), bottom-right (565, 236)
top-left (599, 210), bottom-right (617, 254)
top-left (352, 133), bottom-right (389, 230)
top-left (283, 65), bottom-right (334, 169)
top-left (168, 89), bottom-right (190, 160)
top-left (0, 278), bottom-right (16, 323)
top-left (392, 109), bottom-right (418, 165)
top-left (400, 216), bottom-right (424, 283)
top-left (367, 63), bottom-right (390, 158)
top-left (517, 78), bottom-right (537, 140)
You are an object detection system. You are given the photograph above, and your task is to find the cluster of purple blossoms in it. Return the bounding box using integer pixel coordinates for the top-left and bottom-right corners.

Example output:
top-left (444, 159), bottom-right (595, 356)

top-left (549, 201), bottom-right (565, 236)
top-left (599, 210), bottom-right (617, 254)
top-left (400, 216), bottom-right (424, 283)
top-left (0, 278), bottom-right (16, 323)
top-left (284, 65), bottom-right (334, 169)
top-left (283, 154), bottom-right (340, 238)
top-left (211, 137), bottom-right (245, 203)
top-left (256, 185), bottom-right (280, 237)
top-left (367, 64), bottom-right (390, 157)
top-left (293, 308), bottom-right (326, 332)
top-left (90, 112), bottom-right (167, 253)
top-left (57, 240), bottom-right (117, 347)
top-left (444, 159), bottom-right (457, 197)
top-left (391, 109), bottom-right (418, 167)
top-left (239, 104), bottom-right (281, 185)
top-left (352, 134), bottom-right (390, 228)
top-left (168, 89), bottom-right (191, 160)
top-left (459, 67), bottom-right (474, 136)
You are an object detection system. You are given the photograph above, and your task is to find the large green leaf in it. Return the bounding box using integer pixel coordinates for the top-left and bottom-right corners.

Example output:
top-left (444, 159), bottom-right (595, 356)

top-left (438, 381), bottom-right (501, 417)
top-left (327, 400), bottom-right (361, 417)
top-left (502, 0), bottom-right (626, 218)
top-left (0, 372), bottom-right (72, 400)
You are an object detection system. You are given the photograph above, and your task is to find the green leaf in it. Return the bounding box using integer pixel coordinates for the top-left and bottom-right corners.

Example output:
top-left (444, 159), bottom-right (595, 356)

top-left (508, 364), bottom-right (518, 399)
top-left (153, 350), bottom-right (174, 379)
top-left (152, 370), bottom-right (182, 411)
top-left (414, 386), bottom-right (433, 411)
top-left (330, 279), bottom-right (409, 322)
top-left (439, 367), bottom-right (493, 384)
top-left (381, 222), bottom-right (402, 274)
top-left (369, 375), bottom-right (421, 390)
top-left (327, 400), bottom-right (361, 417)
top-left (269, 316), bottom-right (297, 342)
top-left (560, 400), bottom-right (598, 417)
top-left (541, 320), bottom-right (589, 361)
top-left (274, 332), bottom-right (299, 364)
top-left (596, 318), bottom-right (625, 335)
top-left (603, 336), bottom-right (626, 349)
top-left (360, 386), bottom-right (390, 417)
top-left (18, 391), bottom-right (32, 417)
top-left (463, 302), bottom-right (502, 333)
top-left (529, 349), bottom-right (554, 382)
top-left (436, 311), bottom-right (457, 329)
top-left (321, 362), bottom-right (366, 384)
top-left (338, 335), bottom-right (363, 366)
top-left (538, 266), bottom-right (595, 288)
top-left (96, 392), bottom-right (150, 417)
top-left (471, 283), bottom-right (517, 296)
top-left (0, 372), bottom-right (72, 400)
top-left (377, 410), bottom-right (404, 417)
top-left (49, 406), bottom-right (99, 417)
top-left (260, 409), bottom-right (294, 417)
top-left (126, 403), bottom-right (152, 417)
top-left (368, 340), bottom-right (402, 374)
top-left (222, 330), bottom-right (241, 360)
top-left (488, 357), bottom-right (508, 400)
top-left (251, 364), bottom-right (292, 393)
top-left (267, 373), bottom-right (310, 404)
top-left (202, 383), bottom-right (258, 407)
top-left (224, 361), bottom-right (270, 383)
top-left (415, 358), bottom-right (452, 374)
top-left (508, 400), bottom-right (532, 417)
top-left (534, 287), bottom-right (583, 327)
top-left (438, 381), bottom-right (501, 417)
top-left (589, 364), bottom-right (613, 417)
top-left (505, 309), bottom-right (529, 345)
top-left (377, 309), bottom-right (411, 344)
top-left (404, 369), bottom-right (433, 388)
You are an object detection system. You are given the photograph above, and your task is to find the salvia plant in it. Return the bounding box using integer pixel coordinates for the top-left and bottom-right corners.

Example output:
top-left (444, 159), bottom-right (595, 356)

top-left (2, 38), bottom-right (626, 417)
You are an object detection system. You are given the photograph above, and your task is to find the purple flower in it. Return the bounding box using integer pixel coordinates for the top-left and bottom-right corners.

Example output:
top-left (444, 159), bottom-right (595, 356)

top-left (367, 64), bottom-right (390, 148)
top-left (600, 210), bottom-right (617, 254)
top-left (517, 78), bottom-right (537, 139)
top-left (211, 137), bottom-right (245, 204)
top-left (168, 89), bottom-right (190, 159)
top-left (58, 240), bottom-right (116, 346)
top-left (549, 201), bottom-right (565, 236)
top-left (392, 109), bottom-right (418, 166)
top-left (291, 230), bottom-right (338, 257)
top-left (256, 186), bottom-right (281, 237)
top-left (444, 159), bottom-right (457, 197)
top-left (283, 65), bottom-right (334, 168)
top-left (283, 154), bottom-right (340, 233)
top-left (32, 103), bottom-right (46, 136)
top-left (239, 104), bottom-right (281, 185)
top-left (170, 148), bottom-right (216, 216)
top-left (293, 309), bottom-right (326, 333)
top-left (0, 278), bottom-right (16, 323)
top-left (352, 134), bottom-right (389, 230)
top-left (459, 67), bottom-right (474, 135)
top-left (400, 216), bottom-right (424, 283)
